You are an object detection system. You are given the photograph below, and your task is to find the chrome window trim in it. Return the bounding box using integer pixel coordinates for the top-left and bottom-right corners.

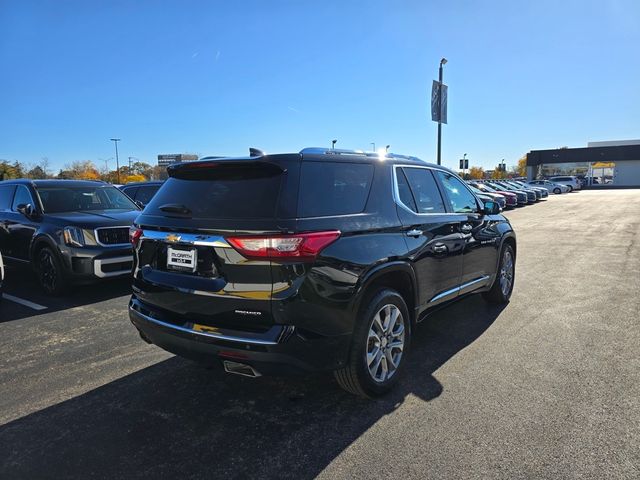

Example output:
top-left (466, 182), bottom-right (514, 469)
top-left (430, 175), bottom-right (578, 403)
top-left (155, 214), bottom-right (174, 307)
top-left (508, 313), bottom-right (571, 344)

top-left (392, 164), bottom-right (453, 216)
top-left (392, 165), bottom-right (482, 216)
top-left (129, 306), bottom-right (279, 345)
top-left (94, 225), bottom-right (132, 248)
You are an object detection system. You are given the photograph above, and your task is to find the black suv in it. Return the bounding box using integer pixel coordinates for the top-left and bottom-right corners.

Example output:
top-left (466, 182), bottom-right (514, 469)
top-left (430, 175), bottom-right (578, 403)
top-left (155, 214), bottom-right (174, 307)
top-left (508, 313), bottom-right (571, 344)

top-left (129, 148), bottom-right (516, 397)
top-left (119, 181), bottom-right (163, 208)
top-left (0, 179), bottom-right (140, 294)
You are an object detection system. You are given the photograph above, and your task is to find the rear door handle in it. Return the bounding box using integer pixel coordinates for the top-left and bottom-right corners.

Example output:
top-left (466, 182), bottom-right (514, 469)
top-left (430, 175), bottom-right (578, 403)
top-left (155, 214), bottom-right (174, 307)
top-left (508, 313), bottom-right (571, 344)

top-left (406, 229), bottom-right (423, 237)
top-left (433, 244), bottom-right (448, 254)
top-left (461, 223), bottom-right (473, 234)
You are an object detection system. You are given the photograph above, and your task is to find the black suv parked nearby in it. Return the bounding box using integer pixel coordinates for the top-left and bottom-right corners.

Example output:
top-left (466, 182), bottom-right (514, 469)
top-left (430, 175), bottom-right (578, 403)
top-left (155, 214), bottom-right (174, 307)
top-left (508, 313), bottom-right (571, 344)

top-left (119, 181), bottom-right (163, 208)
top-left (0, 180), bottom-right (140, 294)
top-left (129, 148), bottom-right (516, 397)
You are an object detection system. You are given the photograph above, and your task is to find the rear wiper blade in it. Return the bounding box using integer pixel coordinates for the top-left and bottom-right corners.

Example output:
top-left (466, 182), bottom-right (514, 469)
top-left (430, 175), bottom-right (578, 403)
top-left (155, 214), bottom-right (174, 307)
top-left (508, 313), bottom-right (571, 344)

top-left (159, 204), bottom-right (192, 216)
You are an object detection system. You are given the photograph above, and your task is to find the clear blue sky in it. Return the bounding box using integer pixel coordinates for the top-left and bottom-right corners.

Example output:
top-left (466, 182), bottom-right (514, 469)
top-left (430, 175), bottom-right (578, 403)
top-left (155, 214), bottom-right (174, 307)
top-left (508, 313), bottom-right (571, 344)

top-left (1, 0), bottom-right (639, 172)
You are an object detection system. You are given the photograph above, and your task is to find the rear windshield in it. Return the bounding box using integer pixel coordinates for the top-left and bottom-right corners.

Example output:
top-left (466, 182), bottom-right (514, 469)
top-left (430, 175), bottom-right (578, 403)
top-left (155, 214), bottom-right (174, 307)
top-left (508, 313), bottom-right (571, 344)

top-left (298, 161), bottom-right (374, 217)
top-left (146, 165), bottom-right (282, 219)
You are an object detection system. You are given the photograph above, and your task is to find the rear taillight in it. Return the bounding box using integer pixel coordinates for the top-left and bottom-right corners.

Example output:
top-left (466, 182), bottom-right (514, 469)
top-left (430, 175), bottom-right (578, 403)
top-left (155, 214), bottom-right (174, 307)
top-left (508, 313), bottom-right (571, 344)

top-left (227, 231), bottom-right (340, 261)
top-left (129, 227), bottom-right (143, 247)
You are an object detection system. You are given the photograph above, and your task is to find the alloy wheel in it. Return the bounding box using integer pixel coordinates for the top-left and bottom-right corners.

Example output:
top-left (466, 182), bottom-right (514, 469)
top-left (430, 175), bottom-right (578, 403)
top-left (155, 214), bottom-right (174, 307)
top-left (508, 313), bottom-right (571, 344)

top-left (366, 304), bottom-right (405, 383)
top-left (500, 249), bottom-right (514, 297)
top-left (39, 250), bottom-right (58, 293)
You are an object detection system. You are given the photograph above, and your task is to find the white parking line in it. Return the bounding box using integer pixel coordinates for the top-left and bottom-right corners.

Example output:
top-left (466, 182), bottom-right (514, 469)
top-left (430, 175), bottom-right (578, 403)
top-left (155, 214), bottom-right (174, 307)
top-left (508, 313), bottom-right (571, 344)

top-left (2, 294), bottom-right (48, 311)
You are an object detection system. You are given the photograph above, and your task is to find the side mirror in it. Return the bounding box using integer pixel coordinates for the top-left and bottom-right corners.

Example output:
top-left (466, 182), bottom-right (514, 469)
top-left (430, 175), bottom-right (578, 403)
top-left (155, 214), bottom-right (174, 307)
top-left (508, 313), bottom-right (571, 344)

top-left (483, 200), bottom-right (501, 215)
top-left (134, 200), bottom-right (145, 209)
top-left (17, 203), bottom-right (35, 218)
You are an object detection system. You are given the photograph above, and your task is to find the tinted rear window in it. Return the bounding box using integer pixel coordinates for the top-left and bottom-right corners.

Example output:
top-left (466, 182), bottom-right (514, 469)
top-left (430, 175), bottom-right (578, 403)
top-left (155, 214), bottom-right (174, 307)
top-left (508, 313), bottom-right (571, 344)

top-left (298, 161), bottom-right (374, 217)
top-left (146, 166), bottom-right (282, 219)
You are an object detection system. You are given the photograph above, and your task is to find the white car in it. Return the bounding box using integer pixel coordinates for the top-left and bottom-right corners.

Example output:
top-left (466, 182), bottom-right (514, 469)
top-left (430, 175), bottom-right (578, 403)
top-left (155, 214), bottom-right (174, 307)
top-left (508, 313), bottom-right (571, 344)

top-left (528, 180), bottom-right (570, 194)
top-left (549, 175), bottom-right (581, 192)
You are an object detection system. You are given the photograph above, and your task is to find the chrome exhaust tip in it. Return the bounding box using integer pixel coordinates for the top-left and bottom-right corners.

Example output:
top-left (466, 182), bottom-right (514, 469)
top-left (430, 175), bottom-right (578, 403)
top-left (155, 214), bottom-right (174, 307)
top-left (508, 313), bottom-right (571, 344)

top-left (223, 360), bottom-right (261, 378)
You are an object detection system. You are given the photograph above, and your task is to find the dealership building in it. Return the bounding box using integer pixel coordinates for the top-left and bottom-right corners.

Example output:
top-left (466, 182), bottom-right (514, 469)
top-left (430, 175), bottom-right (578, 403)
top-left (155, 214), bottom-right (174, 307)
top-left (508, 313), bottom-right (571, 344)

top-left (157, 153), bottom-right (199, 167)
top-left (526, 140), bottom-right (640, 187)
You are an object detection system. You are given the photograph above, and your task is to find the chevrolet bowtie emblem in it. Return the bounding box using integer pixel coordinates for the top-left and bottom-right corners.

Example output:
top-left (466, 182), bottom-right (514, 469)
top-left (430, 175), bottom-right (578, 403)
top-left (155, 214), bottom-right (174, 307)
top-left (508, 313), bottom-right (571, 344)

top-left (165, 234), bottom-right (181, 243)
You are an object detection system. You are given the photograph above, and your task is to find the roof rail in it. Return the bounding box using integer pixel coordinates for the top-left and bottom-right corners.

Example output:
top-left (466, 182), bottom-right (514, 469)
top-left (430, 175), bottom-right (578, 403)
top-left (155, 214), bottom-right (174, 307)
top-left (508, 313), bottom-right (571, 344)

top-left (299, 147), bottom-right (366, 156)
top-left (299, 147), bottom-right (424, 163)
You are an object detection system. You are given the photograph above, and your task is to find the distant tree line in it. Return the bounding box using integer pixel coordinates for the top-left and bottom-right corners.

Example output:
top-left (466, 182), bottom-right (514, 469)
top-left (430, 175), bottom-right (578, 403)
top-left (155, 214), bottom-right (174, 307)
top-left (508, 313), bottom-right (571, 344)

top-left (0, 158), bottom-right (166, 183)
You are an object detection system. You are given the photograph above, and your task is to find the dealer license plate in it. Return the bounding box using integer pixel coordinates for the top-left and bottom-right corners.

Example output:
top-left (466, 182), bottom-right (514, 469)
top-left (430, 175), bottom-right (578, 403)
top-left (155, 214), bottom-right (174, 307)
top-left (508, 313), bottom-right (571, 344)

top-left (167, 247), bottom-right (197, 272)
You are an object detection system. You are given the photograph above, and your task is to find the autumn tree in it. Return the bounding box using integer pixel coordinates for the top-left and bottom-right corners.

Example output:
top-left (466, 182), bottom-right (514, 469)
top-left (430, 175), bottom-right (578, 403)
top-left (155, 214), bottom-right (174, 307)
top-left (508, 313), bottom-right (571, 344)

top-left (60, 160), bottom-right (101, 180)
top-left (468, 166), bottom-right (485, 179)
top-left (491, 168), bottom-right (507, 179)
top-left (123, 174), bottom-right (146, 184)
top-left (516, 156), bottom-right (527, 177)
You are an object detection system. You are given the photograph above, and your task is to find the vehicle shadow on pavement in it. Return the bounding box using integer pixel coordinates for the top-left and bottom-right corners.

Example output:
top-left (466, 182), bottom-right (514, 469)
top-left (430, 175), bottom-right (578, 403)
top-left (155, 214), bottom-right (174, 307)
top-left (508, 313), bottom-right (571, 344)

top-left (0, 265), bottom-right (131, 323)
top-left (0, 295), bottom-right (505, 479)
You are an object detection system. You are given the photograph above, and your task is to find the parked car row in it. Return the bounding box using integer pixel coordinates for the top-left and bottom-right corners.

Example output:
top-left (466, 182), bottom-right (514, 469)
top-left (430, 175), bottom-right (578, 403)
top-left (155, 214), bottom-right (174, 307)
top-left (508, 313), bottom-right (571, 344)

top-left (0, 148), bottom-right (518, 397)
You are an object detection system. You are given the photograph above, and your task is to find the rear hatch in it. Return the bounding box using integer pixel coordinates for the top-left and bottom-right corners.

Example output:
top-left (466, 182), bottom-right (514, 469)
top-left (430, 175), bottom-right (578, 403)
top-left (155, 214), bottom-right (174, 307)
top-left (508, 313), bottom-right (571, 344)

top-left (132, 155), bottom-right (301, 333)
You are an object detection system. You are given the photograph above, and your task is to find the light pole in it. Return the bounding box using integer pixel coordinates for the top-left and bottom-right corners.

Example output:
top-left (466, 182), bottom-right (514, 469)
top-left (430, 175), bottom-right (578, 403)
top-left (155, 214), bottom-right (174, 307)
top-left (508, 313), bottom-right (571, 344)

top-left (460, 153), bottom-right (468, 177)
top-left (385, 144), bottom-right (390, 153)
top-left (110, 138), bottom-right (121, 183)
top-left (437, 57), bottom-right (447, 166)
top-left (331, 139), bottom-right (337, 150)
top-left (370, 142), bottom-right (376, 152)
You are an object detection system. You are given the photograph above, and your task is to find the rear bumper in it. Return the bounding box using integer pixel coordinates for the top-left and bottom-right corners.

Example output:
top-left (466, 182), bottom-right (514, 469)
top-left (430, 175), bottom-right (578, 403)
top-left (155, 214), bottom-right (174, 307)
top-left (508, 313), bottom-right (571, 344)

top-left (129, 296), bottom-right (351, 375)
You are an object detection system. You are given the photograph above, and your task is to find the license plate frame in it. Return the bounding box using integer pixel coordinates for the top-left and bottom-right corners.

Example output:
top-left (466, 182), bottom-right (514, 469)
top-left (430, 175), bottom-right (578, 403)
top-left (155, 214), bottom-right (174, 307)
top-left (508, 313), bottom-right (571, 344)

top-left (166, 246), bottom-right (197, 273)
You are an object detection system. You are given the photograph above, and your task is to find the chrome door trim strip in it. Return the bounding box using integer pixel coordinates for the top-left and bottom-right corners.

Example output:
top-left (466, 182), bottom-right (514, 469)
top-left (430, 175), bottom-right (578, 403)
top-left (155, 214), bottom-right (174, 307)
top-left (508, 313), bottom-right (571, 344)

top-left (428, 275), bottom-right (491, 304)
top-left (129, 306), bottom-right (279, 345)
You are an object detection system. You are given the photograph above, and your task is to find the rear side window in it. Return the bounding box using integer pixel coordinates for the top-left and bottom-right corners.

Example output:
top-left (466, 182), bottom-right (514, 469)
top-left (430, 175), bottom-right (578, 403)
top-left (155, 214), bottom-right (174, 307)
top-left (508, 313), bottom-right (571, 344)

top-left (0, 185), bottom-right (16, 210)
top-left (121, 186), bottom-right (139, 199)
top-left (298, 162), bottom-right (374, 217)
top-left (400, 167), bottom-right (446, 214)
top-left (146, 166), bottom-right (283, 219)
top-left (135, 185), bottom-right (160, 205)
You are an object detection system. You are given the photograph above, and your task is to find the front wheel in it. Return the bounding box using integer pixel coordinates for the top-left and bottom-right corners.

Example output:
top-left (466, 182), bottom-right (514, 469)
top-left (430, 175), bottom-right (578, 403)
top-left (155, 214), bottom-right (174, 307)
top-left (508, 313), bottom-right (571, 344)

top-left (37, 247), bottom-right (67, 295)
top-left (483, 244), bottom-right (515, 304)
top-left (334, 289), bottom-right (411, 398)
top-left (554, 187), bottom-right (561, 194)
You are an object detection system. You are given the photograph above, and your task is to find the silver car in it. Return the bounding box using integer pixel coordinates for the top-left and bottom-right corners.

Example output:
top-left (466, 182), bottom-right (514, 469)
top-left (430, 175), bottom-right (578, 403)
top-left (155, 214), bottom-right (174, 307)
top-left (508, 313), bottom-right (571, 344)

top-left (528, 180), bottom-right (570, 194)
top-left (549, 175), bottom-right (581, 192)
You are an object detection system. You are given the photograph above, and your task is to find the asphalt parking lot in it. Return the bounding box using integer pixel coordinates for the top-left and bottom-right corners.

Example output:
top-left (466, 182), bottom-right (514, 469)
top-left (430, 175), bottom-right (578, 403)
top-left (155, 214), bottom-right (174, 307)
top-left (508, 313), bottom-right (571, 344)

top-left (1, 189), bottom-right (639, 479)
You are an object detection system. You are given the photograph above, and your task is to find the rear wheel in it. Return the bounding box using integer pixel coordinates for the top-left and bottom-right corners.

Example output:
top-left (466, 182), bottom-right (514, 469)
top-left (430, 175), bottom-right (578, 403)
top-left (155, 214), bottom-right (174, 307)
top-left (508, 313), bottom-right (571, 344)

top-left (567, 185), bottom-right (573, 192)
top-left (37, 247), bottom-right (67, 295)
top-left (334, 289), bottom-right (411, 397)
top-left (483, 244), bottom-right (515, 304)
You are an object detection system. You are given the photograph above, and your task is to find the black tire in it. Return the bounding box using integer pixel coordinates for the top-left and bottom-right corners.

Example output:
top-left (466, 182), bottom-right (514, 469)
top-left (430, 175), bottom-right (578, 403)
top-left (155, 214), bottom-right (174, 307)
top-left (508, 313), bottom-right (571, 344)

top-left (554, 188), bottom-right (561, 194)
top-left (334, 288), bottom-right (411, 398)
top-left (482, 243), bottom-right (515, 304)
top-left (36, 247), bottom-right (68, 295)
top-left (567, 185), bottom-right (573, 192)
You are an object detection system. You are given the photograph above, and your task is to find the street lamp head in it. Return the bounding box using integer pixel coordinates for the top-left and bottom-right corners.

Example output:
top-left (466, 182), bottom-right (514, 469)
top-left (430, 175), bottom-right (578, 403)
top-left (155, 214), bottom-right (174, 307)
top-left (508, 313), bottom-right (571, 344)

top-left (440, 57), bottom-right (448, 65)
top-left (110, 138), bottom-right (120, 142)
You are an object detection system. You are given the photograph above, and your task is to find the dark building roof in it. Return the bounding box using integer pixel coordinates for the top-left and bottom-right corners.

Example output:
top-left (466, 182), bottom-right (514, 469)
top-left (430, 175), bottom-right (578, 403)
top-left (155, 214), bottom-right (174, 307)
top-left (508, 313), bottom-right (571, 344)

top-left (527, 144), bottom-right (640, 166)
